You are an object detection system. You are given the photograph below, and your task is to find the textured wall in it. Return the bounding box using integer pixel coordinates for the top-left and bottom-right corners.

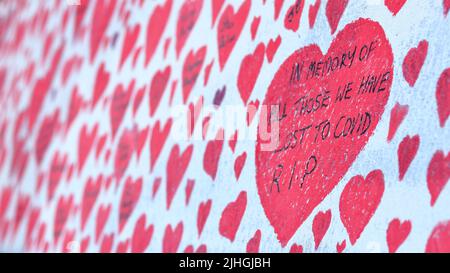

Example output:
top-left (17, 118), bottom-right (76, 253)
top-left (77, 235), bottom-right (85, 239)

top-left (0, 0), bottom-right (449, 253)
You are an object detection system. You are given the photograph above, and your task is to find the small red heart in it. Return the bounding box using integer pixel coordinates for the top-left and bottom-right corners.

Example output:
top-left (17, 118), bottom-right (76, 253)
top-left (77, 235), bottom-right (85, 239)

top-left (250, 16), bottom-right (261, 40)
top-left (436, 68), bottom-right (450, 127)
top-left (340, 170), bottom-right (385, 245)
top-left (187, 96), bottom-right (203, 138)
top-left (114, 128), bottom-right (135, 181)
top-left (445, 0), bottom-right (450, 16)
top-left (197, 199), bottom-right (212, 237)
top-left (80, 236), bottom-right (90, 253)
top-left (81, 175), bottom-right (103, 230)
top-left (145, 0), bottom-right (172, 66)
top-left (274, 0), bottom-right (284, 20)
top-left (78, 123), bottom-right (98, 174)
top-left (217, 0), bottom-right (251, 70)
top-left (228, 130), bottom-right (238, 153)
top-left (182, 46), bottom-right (207, 103)
top-left (100, 233), bottom-right (114, 253)
top-left (166, 144), bottom-right (194, 209)
top-left (266, 35), bottom-right (281, 63)
top-left (110, 81), bottom-right (134, 138)
top-left (35, 110), bottom-right (60, 165)
top-left (14, 194), bottom-right (30, 235)
top-left (119, 24), bottom-right (140, 70)
top-left (116, 239), bottom-right (130, 253)
top-left (308, 0), bottom-right (321, 29)
top-left (397, 135), bottom-right (420, 181)
top-left (284, 0), bottom-right (305, 32)
top-left (289, 243), bottom-right (303, 253)
top-left (149, 66), bottom-right (171, 117)
top-left (237, 43), bottom-right (265, 104)
top-left (134, 125), bottom-right (149, 160)
top-left (427, 150), bottom-right (450, 206)
top-left (387, 103), bottom-right (409, 142)
top-left (336, 240), bottom-right (346, 253)
top-left (426, 220), bottom-right (450, 253)
top-left (185, 179), bottom-right (195, 206)
top-left (90, 0), bottom-right (116, 63)
top-left (211, 0), bottom-right (225, 27)
top-left (384, 0), bottom-right (407, 16)
top-left (95, 134), bottom-right (108, 160)
top-left (246, 99), bottom-right (260, 125)
top-left (66, 86), bottom-right (84, 132)
top-left (163, 222), bottom-right (183, 253)
top-left (176, 0), bottom-right (203, 58)
top-left (95, 204), bottom-right (111, 243)
top-left (386, 218), bottom-right (411, 253)
top-left (118, 177), bottom-right (142, 232)
top-left (234, 152), bottom-right (247, 181)
top-left (48, 152), bottom-right (67, 201)
top-left (152, 177), bottom-right (162, 199)
top-left (246, 229), bottom-right (262, 253)
top-left (132, 85), bottom-right (146, 117)
top-left (219, 191), bottom-right (247, 242)
top-left (92, 62), bottom-right (110, 109)
top-left (203, 129), bottom-right (224, 180)
top-left (54, 195), bottom-right (73, 243)
top-left (402, 40), bottom-right (428, 87)
top-left (203, 59), bottom-right (214, 86)
top-left (150, 118), bottom-right (172, 171)
top-left (312, 209), bottom-right (331, 250)
top-left (326, 0), bottom-right (348, 34)
top-left (131, 214), bottom-right (154, 253)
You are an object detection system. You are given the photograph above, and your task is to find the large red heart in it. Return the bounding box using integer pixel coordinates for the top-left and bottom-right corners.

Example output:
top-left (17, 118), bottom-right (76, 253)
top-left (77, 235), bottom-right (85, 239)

top-left (217, 0), bottom-right (251, 71)
top-left (436, 68), bottom-right (450, 127)
top-left (255, 19), bottom-right (393, 246)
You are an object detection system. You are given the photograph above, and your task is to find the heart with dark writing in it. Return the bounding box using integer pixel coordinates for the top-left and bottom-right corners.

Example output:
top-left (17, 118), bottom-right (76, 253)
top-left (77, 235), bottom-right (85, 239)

top-left (176, 0), bottom-right (203, 58)
top-left (110, 80), bottom-right (134, 138)
top-left (255, 19), bottom-right (393, 246)
top-left (182, 46), bottom-right (206, 104)
top-left (217, 0), bottom-right (251, 71)
top-left (118, 177), bottom-right (142, 232)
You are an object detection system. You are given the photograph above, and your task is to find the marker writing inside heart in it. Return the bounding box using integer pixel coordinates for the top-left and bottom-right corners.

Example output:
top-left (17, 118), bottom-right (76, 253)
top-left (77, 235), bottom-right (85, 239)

top-left (255, 18), bottom-right (393, 246)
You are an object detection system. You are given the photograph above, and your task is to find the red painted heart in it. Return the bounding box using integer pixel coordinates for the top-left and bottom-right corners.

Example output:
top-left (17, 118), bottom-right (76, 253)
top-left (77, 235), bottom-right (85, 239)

top-left (256, 19), bottom-right (393, 246)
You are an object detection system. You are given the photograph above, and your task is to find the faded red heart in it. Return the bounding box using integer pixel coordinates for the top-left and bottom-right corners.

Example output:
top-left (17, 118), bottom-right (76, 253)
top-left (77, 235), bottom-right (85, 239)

top-left (387, 103), bottom-right (409, 142)
top-left (163, 222), bottom-right (183, 253)
top-left (118, 177), bottom-right (142, 232)
top-left (176, 0), bottom-right (203, 58)
top-left (182, 46), bottom-right (206, 103)
top-left (426, 220), bottom-right (450, 253)
top-left (312, 209), bottom-right (332, 250)
top-left (81, 175), bottom-right (103, 230)
top-left (436, 68), bottom-right (450, 127)
top-left (284, 0), bottom-right (305, 32)
top-left (384, 0), bottom-right (407, 16)
top-left (166, 145), bottom-right (193, 209)
top-left (397, 135), bottom-right (420, 181)
top-left (326, 0), bottom-right (348, 34)
top-left (427, 150), bottom-right (450, 206)
top-left (149, 66), bottom-right (171, 117)
top-left (145, 0), bottom-right (172, 66)
top-left (203, 129), bottom-right (224, 180)
top-left (150, 118), bottom-right (172, 171)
